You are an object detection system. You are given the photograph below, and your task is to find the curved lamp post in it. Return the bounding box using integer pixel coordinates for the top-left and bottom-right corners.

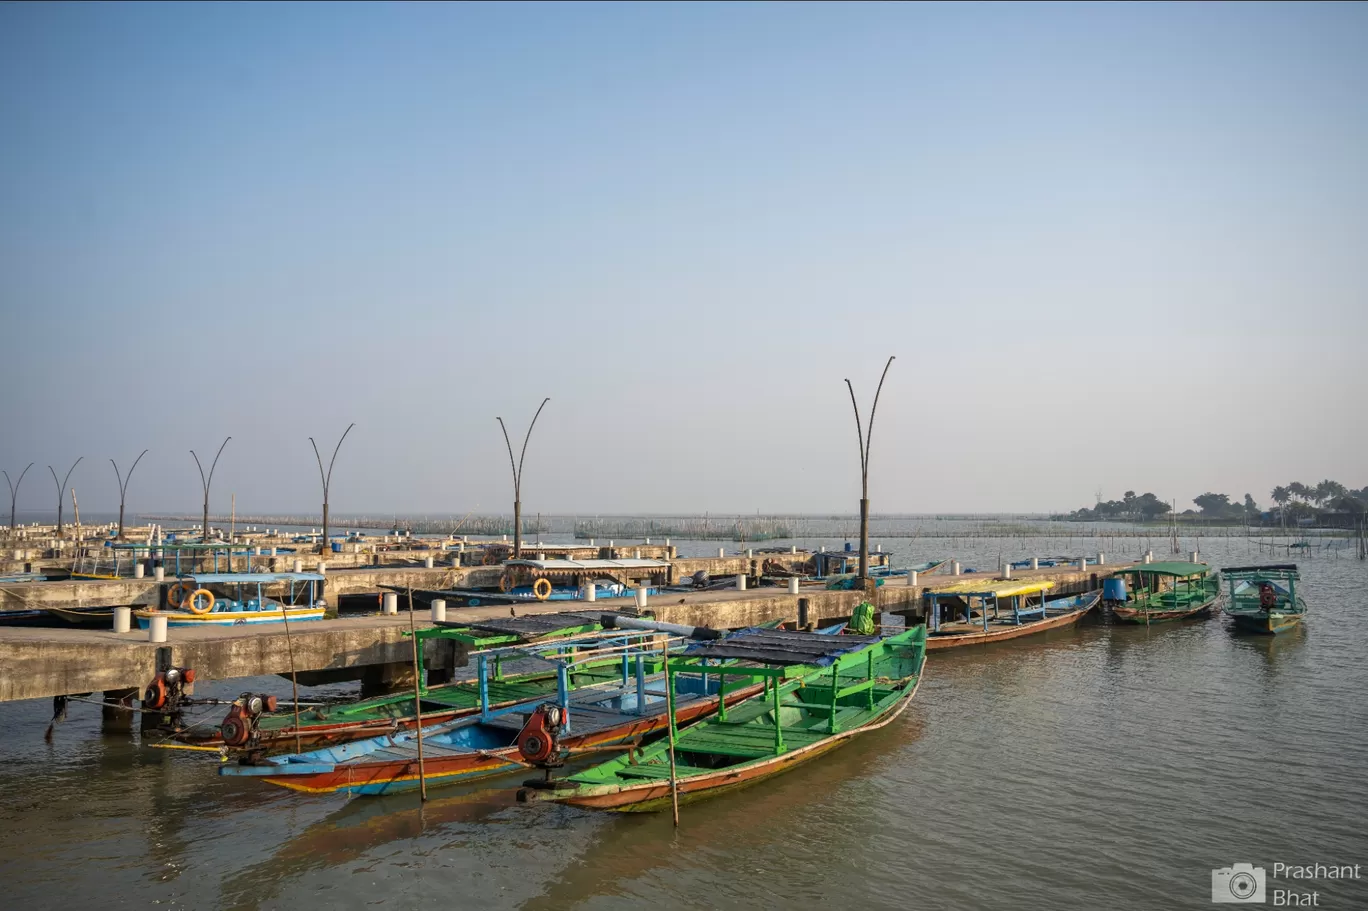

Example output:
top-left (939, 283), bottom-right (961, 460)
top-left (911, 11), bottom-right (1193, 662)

top-left (310, 423), bottom-right (355, 555)
top-left (4, 463), bottom-right (34, 533)
top-left (844, 356), bottom-right (895, 581)
top-left (48, 458), bottom-right (83, 538)
top-left (190, 438), bottom-right (231, 543)
top-left (497, 398), bottom-right (550, 560)
top-left (110, 450), bottom-right (149, 541)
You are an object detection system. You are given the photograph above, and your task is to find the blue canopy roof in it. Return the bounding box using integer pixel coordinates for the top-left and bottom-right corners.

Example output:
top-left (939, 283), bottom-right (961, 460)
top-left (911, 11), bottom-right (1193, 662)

top-left (187, 572), bottom-right (325, 583)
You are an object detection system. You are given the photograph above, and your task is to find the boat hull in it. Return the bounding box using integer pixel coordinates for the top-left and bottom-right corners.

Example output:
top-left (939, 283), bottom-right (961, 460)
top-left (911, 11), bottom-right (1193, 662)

top-left (243, 687), bottom-right (756, 796)
top-left (547, 674), bottom-right (923, 812)
top-left (136, 607), bottom-right (325, 627)
top-left (1110, 598), bottom-right (1216, 624)
top-left (926, 592), bottom-right (1099, 650)
top-left (1227, 611), bottom-right (1303, 635)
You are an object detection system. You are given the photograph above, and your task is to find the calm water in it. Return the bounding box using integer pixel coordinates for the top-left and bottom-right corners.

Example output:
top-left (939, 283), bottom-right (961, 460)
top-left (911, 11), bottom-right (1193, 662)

top-left (2, 529), bottom-right (1365, 909)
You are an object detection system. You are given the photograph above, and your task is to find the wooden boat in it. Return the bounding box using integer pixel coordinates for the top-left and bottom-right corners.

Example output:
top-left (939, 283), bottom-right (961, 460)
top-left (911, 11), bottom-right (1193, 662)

top-left (519, 625), bottom-right (926, 812)
top-left (172, 611), bottom-right (645, 750)
top-left (1221, 564), bottom-right (1306, 634)
top-left (218, 630), bottom-right (760, 796)
top-left (1108, 562), bottom-right (1220, 623)
top-left (134, 572), bottom-right (326, 627)
top-left (922, 580), bottom-right (1100, 649)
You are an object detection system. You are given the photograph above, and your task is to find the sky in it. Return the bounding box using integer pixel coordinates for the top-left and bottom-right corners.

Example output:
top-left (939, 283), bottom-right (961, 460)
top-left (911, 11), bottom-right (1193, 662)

top-left (1, 1), bottom-right (1365, 519)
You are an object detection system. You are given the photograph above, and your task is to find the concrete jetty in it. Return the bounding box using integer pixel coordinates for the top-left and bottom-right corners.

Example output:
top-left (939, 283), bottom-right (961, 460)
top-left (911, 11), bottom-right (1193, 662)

top-left (0, 560), bottom-right (1122, 704)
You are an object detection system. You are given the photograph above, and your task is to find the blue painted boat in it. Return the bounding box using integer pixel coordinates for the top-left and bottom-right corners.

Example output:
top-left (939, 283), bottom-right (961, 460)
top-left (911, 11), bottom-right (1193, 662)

top-left (136, 572), bottom-right (326, 627)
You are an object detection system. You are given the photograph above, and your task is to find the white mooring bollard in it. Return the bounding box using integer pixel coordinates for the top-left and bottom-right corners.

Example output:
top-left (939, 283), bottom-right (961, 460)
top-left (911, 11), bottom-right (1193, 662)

top-left (1098, 552), bottom-right (1106, 566)
top-left (113, 606), bottom-right (131, 633)
top-left (635, 586), bottom-right (649, 609)
top-left (788, 577), bottom-right (800, 595)
top-left (424, 556), bottom-right (434, 569)
top-left (1078, 556), bottom-right (1087, 571)
top-left (634, 549), bottom-right (641, 559)
top-left (133, 562), bottom-right (144, 579)
top-left (1191, 550), bottom-right (1199, 563)
top-left (147, 614), bottom-right (168, 643)
top-left (383, 592), bottom-right (398, 615)
top-left (293, 559), bottom-right (303, 573)
top-left (431, 599), bottom-right (446, 623)
top-left (583, 582), bottom-right (596, 602)
top-left (1031, 557), bottom-right (1039, 571)
top-left (1003, 563), bottom-right (1013, 580)
top-left (154, 566), bottom-right (165, 582)
top-left (736, 574), bottom-right (747, 591)
top-left (909, 570), bottom-right (919, 587)
top-left (718, 547), bottom-right (725, 558)
top-left (746, 549), bottom-right (753, 559)
top-left (317, 561), bottom-right (327, 575)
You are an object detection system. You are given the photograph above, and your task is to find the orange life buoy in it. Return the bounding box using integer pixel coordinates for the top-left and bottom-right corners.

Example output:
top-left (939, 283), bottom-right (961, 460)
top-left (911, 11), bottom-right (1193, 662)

top-left (532, 578), bottom-right (552, 601)
top-left (483, 550), bottom-right (500, 565)
top-left (499, 573), bottom-right (514, 593)
top-left (166, 582), bottom-right (188, 608)
top-left (185, 589), bottom-right (216, 615)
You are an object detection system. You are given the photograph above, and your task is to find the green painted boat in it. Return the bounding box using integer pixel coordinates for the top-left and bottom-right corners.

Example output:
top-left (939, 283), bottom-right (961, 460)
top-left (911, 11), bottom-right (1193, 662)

top-left (518, 625), bottom-right (927, 812)
top-left (1221, 564), bottom-right (1306, 634)
top-left (170, 612), bottom-right (642, 751)
top-left (1108, 561), bottom-right (1220, 624)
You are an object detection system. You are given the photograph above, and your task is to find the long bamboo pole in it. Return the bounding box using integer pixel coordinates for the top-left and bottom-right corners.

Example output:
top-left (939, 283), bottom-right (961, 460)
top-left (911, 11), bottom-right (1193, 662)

top-left (663, 638), bottom-right (680, 827)
top-left (408, 585), bottom-right (428, 801)
top-left (281, 597), bottom-right (303, 755)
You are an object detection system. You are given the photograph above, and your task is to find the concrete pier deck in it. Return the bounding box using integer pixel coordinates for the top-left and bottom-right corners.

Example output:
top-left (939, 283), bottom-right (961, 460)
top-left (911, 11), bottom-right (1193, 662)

top-left (0, 561), bottom-right (1124, 703)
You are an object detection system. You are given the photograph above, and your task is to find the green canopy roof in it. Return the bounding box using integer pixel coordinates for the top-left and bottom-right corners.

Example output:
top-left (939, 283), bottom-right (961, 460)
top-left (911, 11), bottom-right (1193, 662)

top-left (1118, 561), bottom-right (1208, 577)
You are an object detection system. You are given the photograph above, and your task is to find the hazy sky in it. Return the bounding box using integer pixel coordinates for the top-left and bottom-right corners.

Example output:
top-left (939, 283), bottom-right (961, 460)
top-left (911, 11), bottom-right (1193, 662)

top-left (2, 2), bottom-right (1365, 518)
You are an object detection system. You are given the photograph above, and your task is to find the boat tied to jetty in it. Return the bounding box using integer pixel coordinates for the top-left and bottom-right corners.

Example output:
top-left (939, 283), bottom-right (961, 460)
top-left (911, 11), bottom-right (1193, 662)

top-left (134, 572), bottom-right (327, 628)
top-left (519, 624), bottom-right (927, 812)
top-left (922, 579), bottom-right (1101, 649)
top-left (1106, 562), bottom-right (1221, 624)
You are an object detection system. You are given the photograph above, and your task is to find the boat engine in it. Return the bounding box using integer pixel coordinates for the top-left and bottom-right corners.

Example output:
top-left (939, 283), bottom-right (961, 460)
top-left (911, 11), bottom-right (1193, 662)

top-left (143, 666), bottom-right (196, 713)
top-left (220, 692), bottom-right (279, 748)
top-left (516, 703), bottom-right (567, 767)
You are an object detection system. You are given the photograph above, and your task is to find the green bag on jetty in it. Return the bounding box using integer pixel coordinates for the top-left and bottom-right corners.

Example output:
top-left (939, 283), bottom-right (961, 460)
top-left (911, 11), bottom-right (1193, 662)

top-left (850, 601), bottom-right (878, 636)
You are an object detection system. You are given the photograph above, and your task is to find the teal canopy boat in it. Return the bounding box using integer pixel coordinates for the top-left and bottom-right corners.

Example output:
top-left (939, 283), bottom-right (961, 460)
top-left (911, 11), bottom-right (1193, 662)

top-left (1108, 562), bottom-right (1220, 624)
top-left (1221, 564), bottom-right (1306, 634)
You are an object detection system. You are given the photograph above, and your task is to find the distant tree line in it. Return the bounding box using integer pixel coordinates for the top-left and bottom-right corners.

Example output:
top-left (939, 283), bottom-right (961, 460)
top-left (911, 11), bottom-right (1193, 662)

top-left (1059, 480), bottom-right (1367, 524)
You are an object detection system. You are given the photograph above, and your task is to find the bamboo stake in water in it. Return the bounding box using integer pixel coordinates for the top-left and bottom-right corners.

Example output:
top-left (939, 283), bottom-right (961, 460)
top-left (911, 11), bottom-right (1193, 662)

top-left (408, 585), bottom-right (428, 801)
top-left (281, 596), bottom-right (303, 755)
top-left (662, 638), bottom-right (680, 827)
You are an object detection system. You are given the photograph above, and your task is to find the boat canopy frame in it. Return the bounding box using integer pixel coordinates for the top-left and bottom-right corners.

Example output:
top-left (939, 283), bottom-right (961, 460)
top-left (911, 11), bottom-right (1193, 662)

top-left (923, 580), bottom-right (1057, 632)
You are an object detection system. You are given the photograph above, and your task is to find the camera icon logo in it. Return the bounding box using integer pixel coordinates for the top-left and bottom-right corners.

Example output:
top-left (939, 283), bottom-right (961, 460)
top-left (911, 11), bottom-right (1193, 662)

top-left (1212, 863), bottom-right (1266, 903)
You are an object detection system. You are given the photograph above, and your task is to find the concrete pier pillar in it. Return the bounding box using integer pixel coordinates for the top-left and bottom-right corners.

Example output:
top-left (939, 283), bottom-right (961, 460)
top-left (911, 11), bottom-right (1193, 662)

top-left (147, 615), bottom-right (168, 643)
top-left (431, 599), bottom-right (446, 623)
top-left (788, 577), bottom-right (800, 595)
top-left (113, 606), bottom-right (131, 633)
top-left (382, 592), bottom-right (398, 615)
top-left (736, 574), bottom-right (747, 591)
